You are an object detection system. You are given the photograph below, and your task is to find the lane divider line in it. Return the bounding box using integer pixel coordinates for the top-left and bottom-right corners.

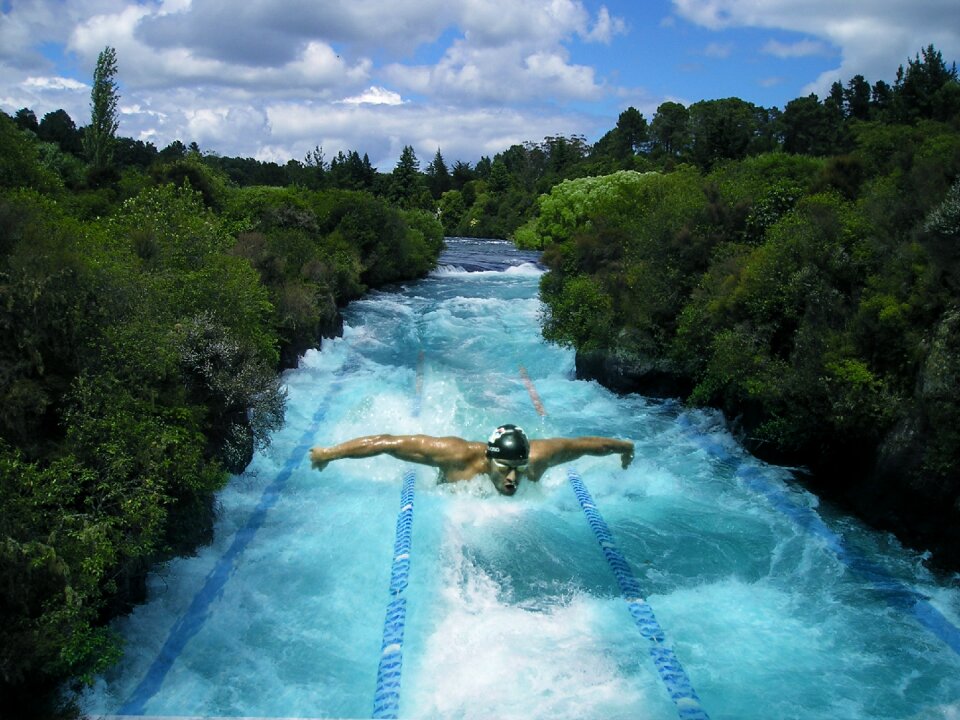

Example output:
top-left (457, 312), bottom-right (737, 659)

top-left (568, 469), bottom-right (710, 720)
top-left (372, 350), bottom-right (424, 718)
top-left (119, 356), bottom-right (357, 715)
top-left (675, 414), bottom-right (960, 657)
top-left (372, 470), bottom-right (417, 719)
top-left (516, 366), bottom-right (708, 718)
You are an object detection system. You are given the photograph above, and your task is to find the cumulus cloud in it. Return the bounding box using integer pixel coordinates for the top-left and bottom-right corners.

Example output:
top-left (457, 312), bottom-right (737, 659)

top-left (671, 0), bottom-right (960, 94)
top-left (263, 99), bottom-right (598, 169)
top-left (339, 87), bottom-right (406, 106)
top-left (23, 76), bottom-right (88, 91)
top-left (585, 7), bottom-right (629, 44)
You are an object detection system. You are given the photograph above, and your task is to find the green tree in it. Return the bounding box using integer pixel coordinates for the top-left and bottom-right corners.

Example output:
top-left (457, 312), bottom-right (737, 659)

top-left (687, 98), bottom-right (760, 169)
top-left (425, 148), bottom-right (451, 199)
top-left (13, 108), bottom-right (39, 134)
top-left (83, 46), bottom-right (121, 173)
top-left (844, 75), bottom-right (872, 120)
top-left (894, 44), bottom-right (960, 122)
top-left (450, 160), bottom-right (475, 190)
top-left (388, 145), bottom-right (431, 210)
top-left (650, 101), bottom-right (689, 158)
top-left (781, 94), bottom-right (843, 156)
top-left (38, 109), bottom-right (82, 155)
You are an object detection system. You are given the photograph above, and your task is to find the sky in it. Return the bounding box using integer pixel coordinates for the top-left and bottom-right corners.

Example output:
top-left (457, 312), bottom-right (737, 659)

top-left (1, 0), bottom-right (959, 171)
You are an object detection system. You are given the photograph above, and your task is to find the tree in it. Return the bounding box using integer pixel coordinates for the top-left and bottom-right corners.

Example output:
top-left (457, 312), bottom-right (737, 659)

top-left (13, 108), bottom-right (38, 134)
top-left (687, 98), bottom-right (759, 169)
top-left (84, 46), bottom-right (120, 172)
top-left (389, 145), bottom-right (431, 209)
top-left (425, 148), bottom-right (451, 199)
top-left (594, 107), bottom-right (650, 161)
top-left (845, 75), bottom-right (872, 120)
top-left (894, 44), bottom-right (959, 122)
top-left (38, 109), bottom-right (82, 155)
top-left (616, 107), bottom-right (649, 155)
top-left (650, 101), bottom-right (689, 158)
top-left (450, 160), bottom-right (475, 190)
top-left (781, 94), bottom-right (843, 156)
top-left (868, 80), bottom-right (893, 120)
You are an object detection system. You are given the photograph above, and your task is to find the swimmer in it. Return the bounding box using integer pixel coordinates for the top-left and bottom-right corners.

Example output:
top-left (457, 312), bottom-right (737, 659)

top-left (309, 424), bottom-right (634, 496)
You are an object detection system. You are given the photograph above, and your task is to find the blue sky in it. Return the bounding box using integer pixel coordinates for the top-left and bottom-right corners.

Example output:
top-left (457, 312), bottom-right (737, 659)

top-left (1, 0), bottom-right (958, 169)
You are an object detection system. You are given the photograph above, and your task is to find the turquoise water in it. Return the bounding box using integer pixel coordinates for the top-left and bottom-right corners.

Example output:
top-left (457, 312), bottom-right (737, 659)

top-left (84, 238), bottom-right (960, 720)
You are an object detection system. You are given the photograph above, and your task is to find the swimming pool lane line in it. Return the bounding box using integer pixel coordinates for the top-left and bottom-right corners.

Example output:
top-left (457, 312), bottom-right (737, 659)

top-left (568, 469), bottom-right (711, 720)
top-left (372, 351), bottom-right (424, 718)
top-left (372, 469), bottom-right (417, 719)
top-left (515, 366), bottom-right (709, 719)
top-left (118, 355), bottom-right (359, 715)
top-left (675, 413), bottom-right (960, 658)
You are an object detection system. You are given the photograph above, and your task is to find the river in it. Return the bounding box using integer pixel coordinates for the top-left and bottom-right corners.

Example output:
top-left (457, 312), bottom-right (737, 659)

top-left (84, 237), bottom-right (960, 720)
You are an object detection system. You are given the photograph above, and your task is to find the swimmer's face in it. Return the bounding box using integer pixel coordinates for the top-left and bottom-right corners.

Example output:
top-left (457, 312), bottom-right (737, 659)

top-left (489, 458), bottom-right (528, 496)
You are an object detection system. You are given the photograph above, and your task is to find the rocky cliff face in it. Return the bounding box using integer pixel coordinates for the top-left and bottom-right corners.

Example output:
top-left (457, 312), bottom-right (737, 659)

top-left (575, 322), bottom-right (960, 572)
top-left (857, 310), bottom-right (960, 569)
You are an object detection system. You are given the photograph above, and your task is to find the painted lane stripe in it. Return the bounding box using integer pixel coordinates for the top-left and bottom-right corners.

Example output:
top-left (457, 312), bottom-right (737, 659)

top-left (119, 357), bottom-right (357, 715)
top-left (568, 469), bottom-right (710, 720)
top-left (515, 366), bottom-right (708, 718)
top-left (372, 351), bottom-right (424, 718)
top-left (372, 470), bottom-right (417, 719)
top-left (676, 413), bottom-right (960, 657)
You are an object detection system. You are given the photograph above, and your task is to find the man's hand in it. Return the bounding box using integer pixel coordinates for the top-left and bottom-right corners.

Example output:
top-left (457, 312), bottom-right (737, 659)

top-left (309, 446), bottom-right (330, 471)
top-left (621, 443), bottom-right (635, 469)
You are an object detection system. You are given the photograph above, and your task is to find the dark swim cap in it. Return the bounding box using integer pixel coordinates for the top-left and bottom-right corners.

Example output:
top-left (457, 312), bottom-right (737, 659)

top-left (485, 424), bottom-right (530, 463)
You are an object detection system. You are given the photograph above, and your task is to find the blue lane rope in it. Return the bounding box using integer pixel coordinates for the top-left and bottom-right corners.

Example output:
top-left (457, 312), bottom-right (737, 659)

top-left (675, 414), bottom-right (960, 658)
top-left (371, 351), bottom-right (424, 718)
top-left (568, 468), bottom-right (710, 720)
top-left (119, 356), bottom-right (357, 715)
top-left (372, 470), bottom-right (417, 719)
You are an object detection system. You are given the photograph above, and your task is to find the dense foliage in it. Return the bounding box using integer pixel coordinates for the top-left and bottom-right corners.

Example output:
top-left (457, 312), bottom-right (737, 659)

top-left (521, 47), bottom-right (960, 570)
top-left (0, 96), bottom-right (441, 714)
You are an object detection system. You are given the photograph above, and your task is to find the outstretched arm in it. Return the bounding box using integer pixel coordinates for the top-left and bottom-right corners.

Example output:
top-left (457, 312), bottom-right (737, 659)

top-left (309, 434), bottom-right (475, 471)
top-left (529, 436), bottom-right (634, 473)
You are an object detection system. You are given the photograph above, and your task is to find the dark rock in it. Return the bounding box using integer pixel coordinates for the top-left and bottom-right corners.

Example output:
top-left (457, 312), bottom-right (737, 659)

top-left (574, 347), bottom-right (693, 398)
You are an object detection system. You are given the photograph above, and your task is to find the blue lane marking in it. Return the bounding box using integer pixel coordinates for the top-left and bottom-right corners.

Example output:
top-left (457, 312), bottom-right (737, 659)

top-left (676, 413), bottom-right (960, 658)
top-left (119, 358), bottom-right (355, 715)
top-left (372, 470), bottom-right (417, 719)
top-left (372, 351), bottom-right (423, 718)
top-left (568, 469), bottom-right (710, 720)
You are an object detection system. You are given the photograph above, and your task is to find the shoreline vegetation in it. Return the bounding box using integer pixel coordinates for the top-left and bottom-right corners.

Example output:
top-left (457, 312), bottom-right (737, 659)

top-left (0, 43), bottom-right (957, 717)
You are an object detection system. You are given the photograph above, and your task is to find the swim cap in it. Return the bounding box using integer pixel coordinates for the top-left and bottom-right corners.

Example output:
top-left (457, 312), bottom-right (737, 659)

top-left (485, 424), bottom-right (530, 463)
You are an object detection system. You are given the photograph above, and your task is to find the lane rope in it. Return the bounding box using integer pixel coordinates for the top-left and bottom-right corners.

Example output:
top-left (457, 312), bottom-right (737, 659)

top-left (568, 468), bottom-right (710, 720)
top-left (676, 414), bottom-right (960, 657)
top-left (372, 350), bottom-right (424, 718)
top-left (516, 365), bottom-right (708, 718)
top-left (119, 355), bottom-right (357, 715)
top-left (372, 470), bottom-right (417, 719)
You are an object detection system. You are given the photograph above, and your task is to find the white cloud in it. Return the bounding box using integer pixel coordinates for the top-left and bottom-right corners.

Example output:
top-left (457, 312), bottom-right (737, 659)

top-left (671, 0), bottom-right (960, 95)
top-left (263, 100), bottom-right (598, 169)
top-left (23, 76), bottom-right (88, 91)
top-left (585, 7), bottom-right (628, 44)
top-left (339, 87), bottom-right (406, 106)
top-left (1, 0), bottom-right (631, 164)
